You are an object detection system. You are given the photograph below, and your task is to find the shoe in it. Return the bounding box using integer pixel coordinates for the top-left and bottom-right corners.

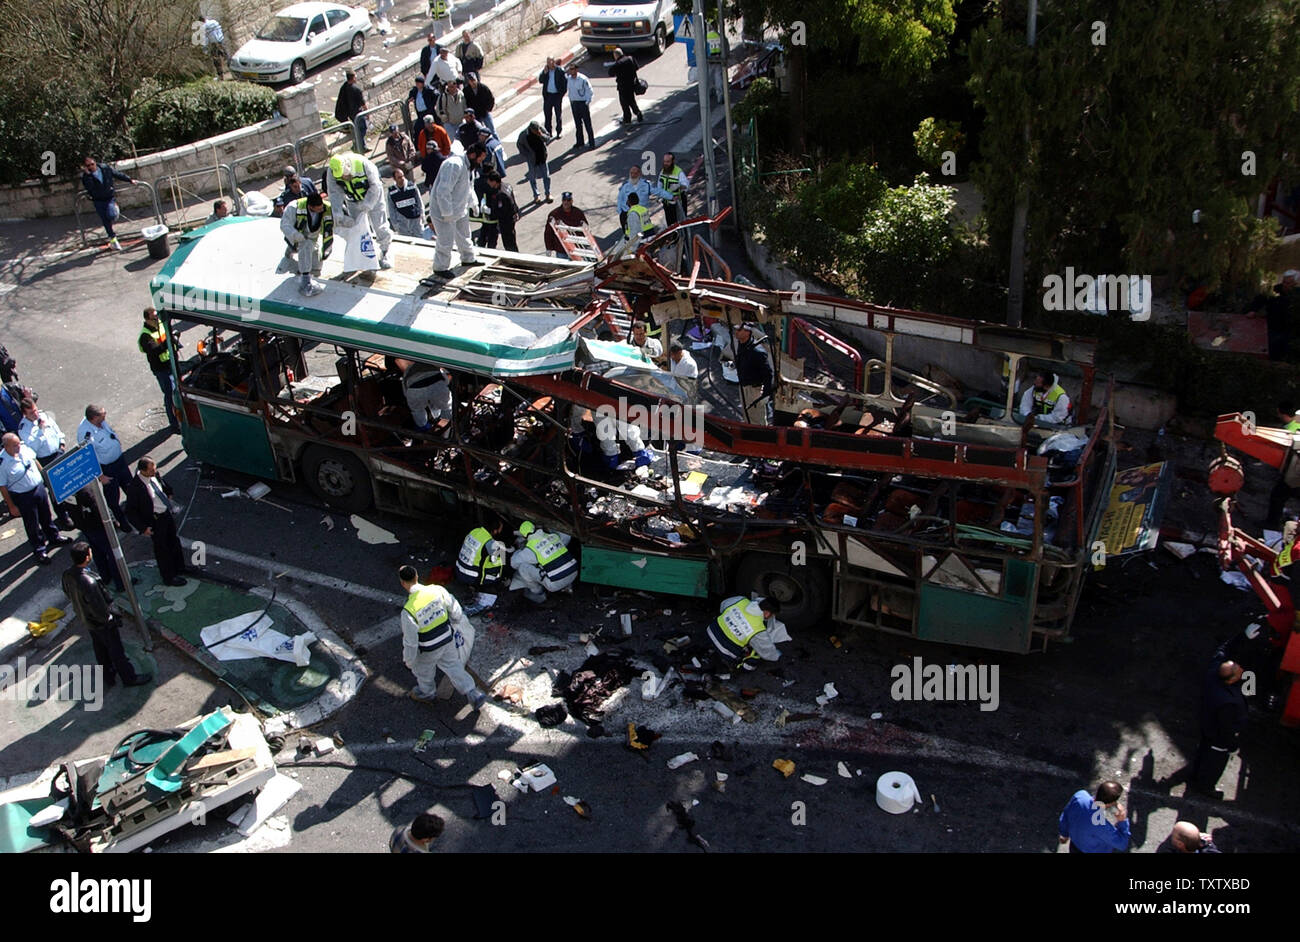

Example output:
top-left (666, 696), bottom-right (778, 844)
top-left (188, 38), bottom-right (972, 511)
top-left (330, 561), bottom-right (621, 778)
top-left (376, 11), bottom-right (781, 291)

top-left (33, 551), bottom-right (51, 565)
top-left (741, 661), bottom-right (756, 671)
top-left (299, 277), bottom-right (325, 297)
top-left (109, 237), bottom-right (123, 251)
top-left (470, 691), bottom-right (487, 710)
top-left (165, 577), bottom-right (188, 587)
top-left (124, 674), bottom-right (153, 687)
top-left (432, 269), bottom-right (455, 279)
top-left (544, 196), bottom-right (553, 203)
top-left (461, 258), bottom-right (484, 267)
top-left (636, 115), bottom-right (644, 123)
top-left (379, 255), bottom-right (393, 270)
top-left (408, 687), bottom-right (437, 703)
top-left (50, 534), bottom-right (73, 545)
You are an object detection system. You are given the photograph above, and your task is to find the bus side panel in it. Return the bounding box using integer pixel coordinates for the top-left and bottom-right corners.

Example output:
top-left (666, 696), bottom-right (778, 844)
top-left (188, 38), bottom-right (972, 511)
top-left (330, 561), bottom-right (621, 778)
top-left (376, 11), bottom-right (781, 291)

top-left (183, 402), bottom-right (279, 480)
top-left (579, 545), bottom-right (710, 598)
top-left (915, 558), bottom-right (1037, 653)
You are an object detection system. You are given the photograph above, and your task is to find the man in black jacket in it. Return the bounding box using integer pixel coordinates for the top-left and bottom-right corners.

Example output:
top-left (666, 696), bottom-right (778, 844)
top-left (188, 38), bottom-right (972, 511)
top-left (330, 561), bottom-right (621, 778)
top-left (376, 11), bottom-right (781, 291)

top-left (538, 56), bottom-right (568, 137)
top-left (81, 156), bottom-right (138, 251)
top-left (419, 35), bottom-right (441, 85)
top-left (733, 323), bottom-right (774, 425)
top-left (69, 486), bottom-right (124, 592)
top-left (407, 75), bottom-right (437, 138)
top-left (139, 307), bottom-right (181, 435)
top-left (124, 457), bottom-right (187, 587)
top-left (516, 122), bottom-right (552, 203)
top-left (607, 48), bottom-right (643, 124)
top-left (463, 72), bottom-right (497, 136)
top-left (484, 171), bottom-right (519, 252)
top-left (1190, 658), bottom-right (1250, 798)
top-left (62, 542), bottom-right (150, 687)
top-left (335, 69), bottom-right (367, 152)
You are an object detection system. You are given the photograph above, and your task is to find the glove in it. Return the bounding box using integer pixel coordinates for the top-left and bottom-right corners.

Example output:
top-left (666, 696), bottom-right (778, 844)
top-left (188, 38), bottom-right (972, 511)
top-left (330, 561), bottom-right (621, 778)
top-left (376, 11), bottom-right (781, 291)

top-left (633, 448), bottom-right (653, 469)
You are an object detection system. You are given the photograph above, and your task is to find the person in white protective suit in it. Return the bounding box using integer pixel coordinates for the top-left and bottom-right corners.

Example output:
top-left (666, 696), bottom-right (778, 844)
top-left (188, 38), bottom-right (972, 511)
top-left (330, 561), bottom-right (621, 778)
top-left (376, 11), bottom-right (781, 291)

top-left (401, 362), bottom-right (452, 430)
top-left (429, 141), bottom-right (488, 277)
top-left (279, 190), bottom-right (333, 297)
top-left (508, 520), bottom-right (578, 604)
top-left (324, 151), bottom-right (393, 271)
top-left (398, 564), bottom-right (487, 707)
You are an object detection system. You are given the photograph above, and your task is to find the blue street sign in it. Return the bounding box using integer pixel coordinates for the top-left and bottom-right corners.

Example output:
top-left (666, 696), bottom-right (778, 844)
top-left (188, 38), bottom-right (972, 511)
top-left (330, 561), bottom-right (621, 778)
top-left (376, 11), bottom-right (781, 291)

top-left (46, 443), bottom-right (102, 504)
top-left (675, 13), bottom-right (697, 67)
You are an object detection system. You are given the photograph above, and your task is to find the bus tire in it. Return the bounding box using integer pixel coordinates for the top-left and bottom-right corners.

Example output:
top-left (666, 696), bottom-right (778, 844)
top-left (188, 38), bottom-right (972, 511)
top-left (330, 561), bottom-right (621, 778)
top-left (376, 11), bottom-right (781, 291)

top-left (733, 552), bottom-right (829, 632)
top-left (302, 445), bottom-right (373, 513)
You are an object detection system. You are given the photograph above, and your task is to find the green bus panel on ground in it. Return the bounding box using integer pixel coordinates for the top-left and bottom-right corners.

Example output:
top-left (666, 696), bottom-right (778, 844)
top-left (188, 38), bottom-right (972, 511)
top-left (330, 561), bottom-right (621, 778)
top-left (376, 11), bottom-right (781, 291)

top-left (184, 405), bottom-right (279, 481)
top-left (579, 546), bottom-right (710, 598)
top-left (915, 559), bottom-right (1037, 652)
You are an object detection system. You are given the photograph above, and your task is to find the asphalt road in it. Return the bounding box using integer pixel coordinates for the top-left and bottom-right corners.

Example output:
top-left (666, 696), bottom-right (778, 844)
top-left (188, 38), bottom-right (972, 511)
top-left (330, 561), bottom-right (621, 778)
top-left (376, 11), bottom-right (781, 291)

top-left (1, 27), bottom-right (1298, 855)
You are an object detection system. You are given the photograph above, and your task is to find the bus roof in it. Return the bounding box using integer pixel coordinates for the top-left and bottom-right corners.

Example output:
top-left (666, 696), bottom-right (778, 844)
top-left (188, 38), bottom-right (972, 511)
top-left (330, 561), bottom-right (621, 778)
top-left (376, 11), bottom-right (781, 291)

top-left (148, 218), bottom-right (582, 376)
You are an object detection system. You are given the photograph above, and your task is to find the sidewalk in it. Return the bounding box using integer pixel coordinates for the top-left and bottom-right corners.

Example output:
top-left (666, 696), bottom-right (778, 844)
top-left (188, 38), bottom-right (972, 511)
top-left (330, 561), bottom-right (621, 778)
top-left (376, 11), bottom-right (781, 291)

top-left (0, 562), bottom-right (365, 783)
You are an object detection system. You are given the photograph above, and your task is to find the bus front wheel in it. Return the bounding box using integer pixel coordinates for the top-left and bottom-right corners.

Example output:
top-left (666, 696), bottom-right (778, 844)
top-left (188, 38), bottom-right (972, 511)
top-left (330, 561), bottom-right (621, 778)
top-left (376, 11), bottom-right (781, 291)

top-left (732, 552), bottom-right (830, 632)
top-left (302, 445), bottom-right (373, 513)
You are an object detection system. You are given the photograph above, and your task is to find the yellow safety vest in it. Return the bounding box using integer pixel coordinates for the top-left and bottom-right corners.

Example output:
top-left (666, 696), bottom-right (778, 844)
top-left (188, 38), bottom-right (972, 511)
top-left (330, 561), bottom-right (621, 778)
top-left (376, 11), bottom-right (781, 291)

top-left (1034, 383), bottom-right (1066, 416)
top-left (457, 527), bottom-right (504, 585)
top-left (404, 583), bottom-right (452, 650)
top-left (709, 598), bottom-right (766, 660)
top-left (330, 154), bottom-right (370, 202)
top-left (293, 197), bottom-right (334, 259)
top-left (429, 0), bottom-right (447, 17)
top-left (139, 323), bottom-right (170, 364)
top-left (706, 29), bottom-right (721, 57)
top-left (1276, 542), bottom-right (1295, 575)
top-left (1286, 419), bottom-right (1300, 433)
top-left (626, 203), bottom-right (654, 238)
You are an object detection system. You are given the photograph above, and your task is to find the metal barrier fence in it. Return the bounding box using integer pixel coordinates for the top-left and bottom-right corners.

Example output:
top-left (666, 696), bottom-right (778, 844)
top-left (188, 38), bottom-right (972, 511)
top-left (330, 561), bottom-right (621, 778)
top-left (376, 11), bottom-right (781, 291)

top-left (155, 165), bottom-right (243, 229)
top-left (73, 180), bottom-right (164, 248)
top-left (230, 143), bottom-right (303, 200)
top-left (295, 96), bottom-right (409, 178)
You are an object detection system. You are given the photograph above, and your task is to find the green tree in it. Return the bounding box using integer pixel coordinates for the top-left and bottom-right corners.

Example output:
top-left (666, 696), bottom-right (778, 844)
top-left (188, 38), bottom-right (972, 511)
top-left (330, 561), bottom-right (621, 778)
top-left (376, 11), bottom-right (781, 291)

top-left (968, 0), bottom-right (1300, 308)
top-left (731, 0), bottom-right (958, 152)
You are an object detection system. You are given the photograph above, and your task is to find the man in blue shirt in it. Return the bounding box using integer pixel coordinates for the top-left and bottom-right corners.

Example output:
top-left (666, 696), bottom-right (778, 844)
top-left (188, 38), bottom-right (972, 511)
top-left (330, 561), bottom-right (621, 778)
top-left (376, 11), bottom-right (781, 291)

top-left (76, 403), bottom-right (132, 532)
top-left (1058, 781), bottom-right (1130, 853)
top-left (1, 433), bottom-right (71, 563)
top-left (81, 156), bottom-right (138, 251)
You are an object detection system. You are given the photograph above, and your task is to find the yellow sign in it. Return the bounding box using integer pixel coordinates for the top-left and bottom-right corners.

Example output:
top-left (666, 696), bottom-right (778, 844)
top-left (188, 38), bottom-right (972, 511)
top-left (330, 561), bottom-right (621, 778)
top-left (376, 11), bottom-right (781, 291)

top-left (1095, 462), bottom-right (1169, 557)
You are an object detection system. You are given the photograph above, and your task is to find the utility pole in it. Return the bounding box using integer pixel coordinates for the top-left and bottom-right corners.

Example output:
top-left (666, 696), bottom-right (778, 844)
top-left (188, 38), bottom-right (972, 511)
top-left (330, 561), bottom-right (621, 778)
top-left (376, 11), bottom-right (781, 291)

top-left (693, 0), bottom-right (718, 246)
top-left (717, 0), bottom-right (739, 230)
top-left (91, 477), bottom-right (152, 651)
top-left (1005, 0), bottom-right (1037, 328)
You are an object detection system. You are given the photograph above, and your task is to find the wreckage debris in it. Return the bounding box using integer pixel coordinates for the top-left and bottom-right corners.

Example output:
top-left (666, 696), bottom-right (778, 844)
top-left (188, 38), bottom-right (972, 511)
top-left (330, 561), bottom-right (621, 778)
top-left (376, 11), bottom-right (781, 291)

top-left (555, 654), bottom-right (640, 727)
top-left (534, 703), bottom-right (568, 727)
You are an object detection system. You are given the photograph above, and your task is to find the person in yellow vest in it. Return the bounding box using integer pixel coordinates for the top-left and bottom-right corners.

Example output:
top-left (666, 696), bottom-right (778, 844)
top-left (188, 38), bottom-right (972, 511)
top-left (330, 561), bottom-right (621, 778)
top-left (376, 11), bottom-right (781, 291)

top-left (508, 520), bottom-right (578, 604)
top-left (706, 595), bottom-right (789, 670)
top-left (428, 0), bottom-right (450, 21)
top-left (399, 564), bottom-right (487, 707)
top-left (1018, 370), bottom-right (1071, 425)
top-left (324, 151), bottom-right (393, 272)
top-left (139, 307), bottom-right (181, 434)
top-left (280, 191), bottom-right (334, 297)
top-left (1268, 403), bottom-right (1300, 528)
top-left (1277, 402), bottom-right (1300, 433)
top-left (455, 519), bottom-right (508, 615)
top-left (657, 151), bottom-right (690, 227)
top-left (623, 192), bottom-right (655, 242)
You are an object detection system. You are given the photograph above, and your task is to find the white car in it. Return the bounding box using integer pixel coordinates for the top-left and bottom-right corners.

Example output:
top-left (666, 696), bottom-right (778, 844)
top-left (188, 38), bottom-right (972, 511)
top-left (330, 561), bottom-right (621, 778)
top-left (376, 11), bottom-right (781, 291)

top-left (229, 2), bottom-right (372, 85)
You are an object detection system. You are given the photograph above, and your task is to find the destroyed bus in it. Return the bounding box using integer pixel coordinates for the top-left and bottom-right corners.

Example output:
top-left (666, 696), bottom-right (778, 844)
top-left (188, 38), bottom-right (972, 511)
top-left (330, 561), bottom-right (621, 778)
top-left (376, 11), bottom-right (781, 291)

top-left (149, 215), bottom-right (1116, 654)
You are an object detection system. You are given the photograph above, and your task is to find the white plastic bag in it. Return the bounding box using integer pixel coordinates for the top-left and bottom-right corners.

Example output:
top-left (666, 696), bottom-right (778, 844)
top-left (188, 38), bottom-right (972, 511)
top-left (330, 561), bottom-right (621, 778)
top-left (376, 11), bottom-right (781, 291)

top-left (200, 613), bottom-right (316, 667)
top-left (340, 215), bottom-right (379, 271)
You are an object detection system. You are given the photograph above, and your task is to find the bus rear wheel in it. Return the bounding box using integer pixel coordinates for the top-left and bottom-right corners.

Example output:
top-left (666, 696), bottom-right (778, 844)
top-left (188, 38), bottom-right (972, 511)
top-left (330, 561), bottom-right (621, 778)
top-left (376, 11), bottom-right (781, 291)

top-left (733, 552), bottom-right (830, 632)
top-left (302, 445), bottom-right (373, 513)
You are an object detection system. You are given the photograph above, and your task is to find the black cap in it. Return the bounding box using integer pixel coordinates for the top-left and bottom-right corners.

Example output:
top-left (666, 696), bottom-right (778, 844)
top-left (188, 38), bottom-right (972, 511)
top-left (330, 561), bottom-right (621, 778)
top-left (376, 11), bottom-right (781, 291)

top-left (414, 75), bottom-right (425, 82)
top-left (282, 166), bottom-right (298, 179)
top-left (464, 107), bottom-right (476, 116)
top-left (561, 191), bottom-right (573, 200)
top-left (466, 71), bottom-right (478, 81)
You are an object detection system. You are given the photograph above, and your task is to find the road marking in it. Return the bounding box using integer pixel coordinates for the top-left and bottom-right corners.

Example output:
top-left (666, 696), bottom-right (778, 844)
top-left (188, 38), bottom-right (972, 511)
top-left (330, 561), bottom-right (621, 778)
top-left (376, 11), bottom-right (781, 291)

top-left (350, 614), bottom-right (401, 649)
top-left (492, 94), bottom-right (541, 131)
top-left (199, 543), bottom-right (400, 607)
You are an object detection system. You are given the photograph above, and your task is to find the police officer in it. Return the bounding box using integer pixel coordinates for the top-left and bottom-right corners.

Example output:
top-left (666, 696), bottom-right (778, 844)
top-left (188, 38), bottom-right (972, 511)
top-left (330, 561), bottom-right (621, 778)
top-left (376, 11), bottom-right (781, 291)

top-left (76, 404), bottom-right (131, 531)
top-left (624, 192), bottom-right (655, 242)
top-left (281, 191), bottom-right (333, 297)
top-left (398, 564), bottom-right (487, 708)
top-left (706, 595), bottom-right (787, 670)
top-left (455, 520), bottom-right (507, 615)
top-left (1, 432), bottom-right (71, 564)
top-left (508, 521), bottom-right (577, 603)
top-left (325, 151), bottom-right (393, 272)
top-left (387, 168), bottom-right (428, 239)
top-left (17, 397), bottom-right (74, 529)
top-left (139, 307), bottom-right (181, 434)
top-left (657, 152), bottom-right (690, 227)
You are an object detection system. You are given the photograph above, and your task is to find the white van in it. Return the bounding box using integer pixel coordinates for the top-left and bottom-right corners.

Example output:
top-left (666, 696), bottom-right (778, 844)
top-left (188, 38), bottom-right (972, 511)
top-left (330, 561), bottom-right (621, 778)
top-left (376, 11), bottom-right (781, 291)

top-left (580, 0), bottom-right (675, 56)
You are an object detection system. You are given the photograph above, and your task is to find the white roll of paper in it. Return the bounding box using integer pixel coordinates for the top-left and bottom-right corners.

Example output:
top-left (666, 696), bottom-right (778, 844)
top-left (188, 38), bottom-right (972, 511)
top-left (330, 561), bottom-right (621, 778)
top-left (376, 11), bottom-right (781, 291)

top-left (876, 771), bottom-right (919, 814)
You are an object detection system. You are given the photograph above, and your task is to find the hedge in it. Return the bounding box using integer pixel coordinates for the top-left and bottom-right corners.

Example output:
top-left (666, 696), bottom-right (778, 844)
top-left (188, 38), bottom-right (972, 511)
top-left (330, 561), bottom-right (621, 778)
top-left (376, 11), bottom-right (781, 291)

top-left (130, 80), bottom-right (276, 152)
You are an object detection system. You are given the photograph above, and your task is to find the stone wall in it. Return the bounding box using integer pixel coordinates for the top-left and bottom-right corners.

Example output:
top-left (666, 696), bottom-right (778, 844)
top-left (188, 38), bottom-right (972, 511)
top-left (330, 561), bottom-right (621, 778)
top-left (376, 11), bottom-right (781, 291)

top-left (0, 83), bottom-right (321, 222)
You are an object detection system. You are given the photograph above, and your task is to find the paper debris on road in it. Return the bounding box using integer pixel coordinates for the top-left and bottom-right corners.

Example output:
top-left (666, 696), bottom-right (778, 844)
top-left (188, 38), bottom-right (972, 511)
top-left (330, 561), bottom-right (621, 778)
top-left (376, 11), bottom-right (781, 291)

top-left (350, 515), bottom-right (399, 545)
top-left (667, 752), bottom-right (699, 770)
top-left (801, 774), bottom-right (828, 786)
top-left (837, 762), bottom-right (852, 779)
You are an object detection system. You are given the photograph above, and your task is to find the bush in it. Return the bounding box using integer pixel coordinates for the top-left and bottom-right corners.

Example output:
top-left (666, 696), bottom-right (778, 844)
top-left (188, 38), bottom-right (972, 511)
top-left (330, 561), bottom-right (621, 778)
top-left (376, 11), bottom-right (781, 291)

top-left (848, 175), bottom-right (956, 306)
top-left (913, 117), bottom-right (964, 171)
top-left (0, 75), bottom-right (124, 186)
top-left (131, 80), bottom-right (276, 151)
